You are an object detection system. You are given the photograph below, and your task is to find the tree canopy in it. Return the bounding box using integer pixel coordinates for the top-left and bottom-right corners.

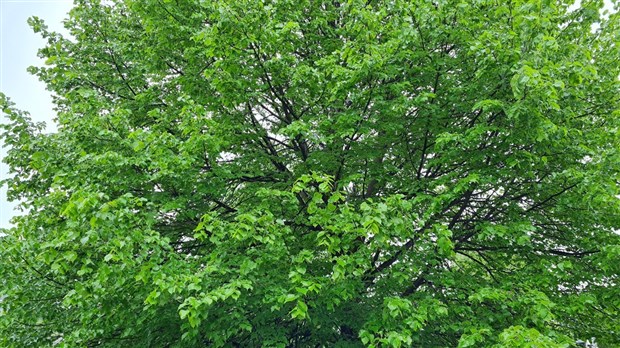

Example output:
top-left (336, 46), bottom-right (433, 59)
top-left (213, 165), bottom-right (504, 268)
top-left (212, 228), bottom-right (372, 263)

top-left (1, 0), bottom-right (619, 346)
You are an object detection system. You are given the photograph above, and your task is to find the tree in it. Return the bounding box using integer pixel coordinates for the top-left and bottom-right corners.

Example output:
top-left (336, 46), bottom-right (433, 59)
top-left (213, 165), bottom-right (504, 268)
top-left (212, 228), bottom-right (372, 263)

top-left (1, 0), bottom-right (619, 346)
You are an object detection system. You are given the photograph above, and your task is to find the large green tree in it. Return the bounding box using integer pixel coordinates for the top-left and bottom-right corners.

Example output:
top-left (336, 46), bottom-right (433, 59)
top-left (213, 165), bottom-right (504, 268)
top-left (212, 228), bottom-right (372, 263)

top-left (1, 0), bottom-right (619, 346)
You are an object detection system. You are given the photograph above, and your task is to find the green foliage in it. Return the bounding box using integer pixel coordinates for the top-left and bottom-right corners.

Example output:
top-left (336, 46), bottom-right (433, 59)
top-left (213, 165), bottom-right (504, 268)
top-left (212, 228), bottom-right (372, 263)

top-left (1, 0), bottom-right (619, 346)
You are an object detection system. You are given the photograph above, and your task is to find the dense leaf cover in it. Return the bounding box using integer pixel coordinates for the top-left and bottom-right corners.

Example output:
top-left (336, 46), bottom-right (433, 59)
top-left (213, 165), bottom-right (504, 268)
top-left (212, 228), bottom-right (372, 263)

top-left (1, 0), bottom-right (619, 346)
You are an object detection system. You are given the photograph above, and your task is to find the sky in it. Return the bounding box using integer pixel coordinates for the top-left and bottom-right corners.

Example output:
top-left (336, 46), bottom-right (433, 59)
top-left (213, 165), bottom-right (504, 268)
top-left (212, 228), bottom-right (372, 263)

top-left (0, 1), bottom-right (616, 229)
top-left (0, 0), bottom-right (73, 228)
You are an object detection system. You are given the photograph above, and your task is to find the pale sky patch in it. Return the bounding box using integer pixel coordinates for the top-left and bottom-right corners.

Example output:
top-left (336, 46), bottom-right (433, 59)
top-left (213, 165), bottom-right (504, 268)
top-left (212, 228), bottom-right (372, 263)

top-left (0, 0), bottom-right (73, 228)
top-left (0, 0), bottom-right (617, 228)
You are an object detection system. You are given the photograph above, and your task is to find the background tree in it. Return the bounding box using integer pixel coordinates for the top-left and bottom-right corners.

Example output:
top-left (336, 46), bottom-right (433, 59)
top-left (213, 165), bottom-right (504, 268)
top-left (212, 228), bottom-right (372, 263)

top-left (1, 0), bottom-right (619, 346)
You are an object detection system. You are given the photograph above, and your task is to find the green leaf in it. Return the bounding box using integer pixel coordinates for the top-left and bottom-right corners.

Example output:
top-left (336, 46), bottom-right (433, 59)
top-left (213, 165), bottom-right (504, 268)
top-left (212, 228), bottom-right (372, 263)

top-left (1, 1), bottom-right (619, 346)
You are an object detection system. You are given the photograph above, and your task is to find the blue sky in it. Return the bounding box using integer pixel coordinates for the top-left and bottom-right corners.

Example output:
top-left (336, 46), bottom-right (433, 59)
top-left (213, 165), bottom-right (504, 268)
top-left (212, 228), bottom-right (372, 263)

top-left (0, 0), bottom-right (73, 228)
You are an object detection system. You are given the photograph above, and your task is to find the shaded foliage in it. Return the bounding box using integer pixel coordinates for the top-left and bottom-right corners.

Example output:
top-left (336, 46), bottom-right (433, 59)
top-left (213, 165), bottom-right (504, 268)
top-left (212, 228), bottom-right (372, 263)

top-left (1, 0), bottom-right (619, 346)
